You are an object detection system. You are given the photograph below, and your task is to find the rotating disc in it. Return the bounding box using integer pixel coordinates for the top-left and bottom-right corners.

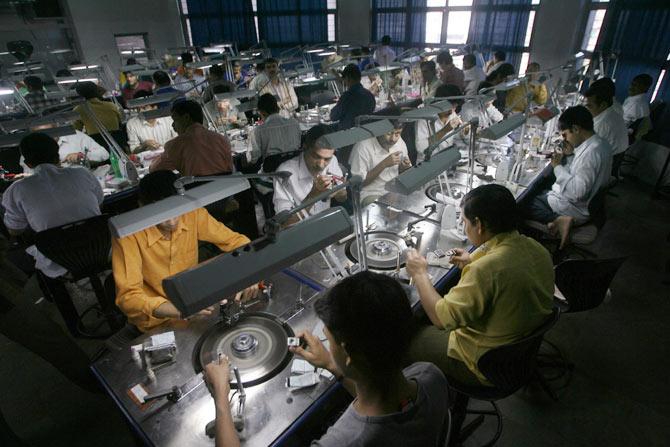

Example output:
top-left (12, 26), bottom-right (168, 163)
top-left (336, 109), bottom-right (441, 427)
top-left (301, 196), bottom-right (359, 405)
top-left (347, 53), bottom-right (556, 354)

top-left (346, 231), bottom-right (408, 270)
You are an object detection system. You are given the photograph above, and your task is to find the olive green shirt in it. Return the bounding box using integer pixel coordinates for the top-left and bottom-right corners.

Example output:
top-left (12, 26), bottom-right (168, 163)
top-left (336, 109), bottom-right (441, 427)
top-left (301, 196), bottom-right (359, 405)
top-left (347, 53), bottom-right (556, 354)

top-left (435, 231), bottom-right (554, 383)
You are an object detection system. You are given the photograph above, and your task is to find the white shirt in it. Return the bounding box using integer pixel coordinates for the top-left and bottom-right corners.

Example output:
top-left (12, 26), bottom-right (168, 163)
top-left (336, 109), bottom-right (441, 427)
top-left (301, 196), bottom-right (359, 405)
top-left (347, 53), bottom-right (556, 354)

top-left (126, 116), bottom-right (177, 152)
top-left (593, 105), bottom-right (629, 155)
top-left (463, 66), bottom-right (487, 96)
top-left (20, 130), bottom-right (109, 174)
top-left (249, 72), bottom-right (269, 92)
top-left (349, 136), bottom-right (409, 203)
top-left (485, 61), bottom-right (504, 76)
top-left (622, 93), bottom-right (650, 127)
top-left (421, 78), bottom-right (442, 101)
top-left (272, 153), bottom-right (343, 215)
top-left (250, 113), bottom-right (302, 163)
top-left (259, 77), bottom-right (299, 116)
top-left (460, 100), bottom-right (504, 130)
top-left (173, 74), bottom-right (205, 93)
top-left (415, 118), bottom-right (454, 163)
top-left (373, 46), bottom-right (396, 66)
top-left (547, 134), bottom-right (612, 224)
top-left (2, 163), bottom-right (103, 277)
top-left (612, 99), bottom-right (624, 116)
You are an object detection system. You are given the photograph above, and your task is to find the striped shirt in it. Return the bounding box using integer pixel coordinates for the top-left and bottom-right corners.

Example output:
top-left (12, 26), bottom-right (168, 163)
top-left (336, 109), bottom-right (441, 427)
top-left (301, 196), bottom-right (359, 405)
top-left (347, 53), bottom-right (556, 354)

top-left (126, 116), bottom-right (177, 152)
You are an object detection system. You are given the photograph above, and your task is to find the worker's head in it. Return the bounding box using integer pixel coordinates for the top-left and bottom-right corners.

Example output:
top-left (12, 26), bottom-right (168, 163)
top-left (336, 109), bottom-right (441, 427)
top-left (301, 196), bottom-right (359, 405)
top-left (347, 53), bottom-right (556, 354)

top-left (436, 51), bottom-right (453, 71)
top-left (138, 170), bottom-right (181, 232)
top-left (152, 70), bottom-right (172, 88)
top-left (20, 132), bottom-right (60, 169)
top-left (463, 54), bottom-right (477, 70)
top-left (526, 62), bottom-right (541, 74)
top-left (233, 62), bottom-right (242, 77)
top-left (314, 270), bottom-right (412, 382)
top-left (208, 64), bottom-right (225, 81)
top-left (256, 62), bottom-right (265, 73)
top-left (303, 124), bottom-right (335, 175)
top-left (23, 75), bottom-right (43, 92)
top-left (558, 105), bottom-right (594, 149)
top-left (420, 60), bottom-right (437, 83)
top-left (377, 111), bottom-right (404, 149)
top-left (486, 63), bottom-right (515, 85)
top-left (265, 58), bottom-right (279, 78)
top-left (589, 77), bottom-right (616, 100)
top-left (584, 81), bottom-right (613, 117)
top-left (257, 93), bottom-right (280, 119)
top-left (180, 52), bottom-right (194, 65)
top-left (381, 35), bottom-right (392, 46)
top-left (341, 63), bottom-right (362, 89)
top-left (629, 73), bottom-right (653, 96)
top-left (124, 71), bottom-right (139, 87)
top-left (435, 84), bottom-right (462, 118)
top-left (132, 89), bottom-right (156, 112)
top-left (460, 184), bottom-right (518, 246)
top-left (170, 99), bottom-right (203, 134)
top-left (493, 50), bottom-right (506, 63)
top-left (75, 81), bottom-right (100, 100)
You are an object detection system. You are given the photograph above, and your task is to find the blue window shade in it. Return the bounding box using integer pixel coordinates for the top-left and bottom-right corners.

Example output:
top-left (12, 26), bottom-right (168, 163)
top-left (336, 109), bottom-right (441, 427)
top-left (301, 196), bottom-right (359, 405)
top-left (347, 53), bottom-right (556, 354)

top-left (257, 0), bottom-right (328, 48)
top-left (186, 0), bottom-right (257, 48)
top-left (371, 0), bottom-right (427, 48)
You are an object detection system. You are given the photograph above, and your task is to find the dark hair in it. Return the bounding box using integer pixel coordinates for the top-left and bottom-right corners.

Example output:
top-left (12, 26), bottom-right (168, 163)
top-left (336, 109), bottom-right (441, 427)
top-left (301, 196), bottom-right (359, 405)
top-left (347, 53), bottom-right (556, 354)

top-left (212, 83), bottom-right (233, 94)
top-left (632, 73), bottom-right (653, 92)
top-left (435, 84), bottom-right (463, 108)
top-left (361, 46), bottom-right (370, 55)
top-left (23, 75), bottom-right (43, 91)
top-left (133, 89), bottom-right (153, 99)
top-left (420, 60), bottom-right (437, 72)
top-left (463, 54), bottom-right (476, 67)
top-left (461, 184), bottom-right (518, 234)
top-left (265, 57), bottom-right (278, 66)
top-left (494, 50), bottom-right (506, 61)
top-left (584, 82), bottom-right (613, 107)
top-left (558, 105), bottom-right (594, 132)
top-left (20, 133), bottom-right (59, 167)
top-left (126, 58), bottom-right (138, 65)
top-left (257, 93), bottom-right (279, 115)
top-left (477, 81), bottom-right (494, 93)
top-left (75, 81), bottom-right (100, 100)
top-left (314, 271), bottom-right (412, 376)
top-left (486, 63), bottom-right (515, 83)
top-left (382, 107), bottom-right (404, 129)
top-left (381, 35), bottom-right (391, 46)
top-left (55, 69), bottom-right (72, 77)
top-left (303, 124), bottom-right (333, 151)
top-left (436, 51), bottom-right (453, 65)
top-left (180, 52), bottom-right (194, 64)
top-left (138, 170), bottom-right (179, 205)
top-left (209, 64), bottom-right (224, 79)
top-left (171, 99), bottom-right (203, 124)
top-left (589, 77), bottom-right (615, 99)
top-left (152, 70), bottom-right (171, 87)
top-left (341, 63), bottom-right (362, 82)
top-left (256, 62), bottom-right (266, 72)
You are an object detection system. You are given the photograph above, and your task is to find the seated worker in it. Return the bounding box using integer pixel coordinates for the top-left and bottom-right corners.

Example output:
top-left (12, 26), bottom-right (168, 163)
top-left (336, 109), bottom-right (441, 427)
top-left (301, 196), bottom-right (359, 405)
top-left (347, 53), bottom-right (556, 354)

top-left (330, 63), bottom-right (376, 131)
top-left (349, 116), bottom-right (411, 206)
top-left (227, 62), bottom-right (248, 89)
top-left (462, 54), bottom-right (486, 97)
top-left (150, 100), bottom-right (233, 176)
top-left (205, 84), bottom-right (248, 133)
top-left (436, 51), bottom-right (464, 93)
top-left (174, 52), bottom-right (206, 94)
top-left (22, 75), bottom-right (59, 111)
top-left (485, 50), bottom-right (506, 76)
top-left (204, 271), bottom-right (450, 447)
top-left (153, 70), bottom-right (180, 96)
top-left (506, 61), bottom-right (548, 112)
top-left (460, 81), bottom-right (504, 131)
top-left (72, 81), bottom-right (123, 144)
top-left (258, 58), bottom-right (299, 117)
top-left (589, 77), bottom-right (623, 116)
top-left (2, 133), bottom-right (103, 279)
top-left (202, 64), bottom-right (237, 103)
top-left (248, 62), bottom-right (267, 92)
top-left (250, 93), bottom-right (302, 169)
top-left (522, 106), bottom-right (612, 248)
top-left (112, 170), bottom-right (259, 332)
top-left (360, 63), bottom-right (383, 97)
top-left (584, 79), bottom-right (628, 165)
top-left (373, 35), bottom-right (396, 66)
top-left (419, 60), bottom-right (442, 101)
top-left (415, 84), bottom-right (463, 163)
top-left (404, 184), bottom-right (554, 387)
top-left (121, 70), bottom-right (153, 101)
top-left (126, 90), bottom-right (177, 154)
top-left (622, 73), bottom-right (653, 128)
top-left (273, 124), bottom-right (347, 225)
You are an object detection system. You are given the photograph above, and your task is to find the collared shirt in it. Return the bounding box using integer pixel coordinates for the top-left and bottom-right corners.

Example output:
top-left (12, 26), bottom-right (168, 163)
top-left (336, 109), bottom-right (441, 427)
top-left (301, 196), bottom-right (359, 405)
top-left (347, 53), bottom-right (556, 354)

top-left (250, 113), bottom-right (302, 163)
top-left (73, 98), bottom-right (122, 135)
top-left (373, 46), bottom-right (396, 66)
top-left (173, 74), bottom-right (205, 93)
top-left (547, 134), bottom-right (612, 223)
top-left (260, 77), bottom-right (299, 115)
top-left (435, 231), bottom-right (554, 384)
top-left (485, 60), bottom-right (504, 76)
top-left (204, 98), bottom-right (247, 133)
top-left (505, 82), bottom-right (548, 112)
top-left (349, 136), bottom-right (409, 202)
top-left (415, 118), bottom-right (454, 163)
top-left (460, 100), bottom-right (504, 130)
top-left (272, 153), bottom-right (343, 215)
top-left (126, 115), bottom-right (177, 152)
top-left (20, 130), bottom-right (109, 174)
top-left (111, 208), bottom-right (250, 332)
top-left (622, 93), bottom-right (650, 127)
top-left (421, 78), bottom-right (442, 101)
top-left (150, 123), bottom-right (233, 176)
top-left (463, 66), bottom-right (486, 96)
top-left (439, 64), bottom-right (465, 92)
top-left (24, 91), bottom-right (60, 111)
top-left (330, 82), bottom-right (376, 131)
top-left (249, 72), bottom-right (269, 92)
top-left (593, 105), bottom-right (629, 155)
top-left (121, 81), bottom-right (154, 101)
top-left (2, 163), bottom-right (103, 277)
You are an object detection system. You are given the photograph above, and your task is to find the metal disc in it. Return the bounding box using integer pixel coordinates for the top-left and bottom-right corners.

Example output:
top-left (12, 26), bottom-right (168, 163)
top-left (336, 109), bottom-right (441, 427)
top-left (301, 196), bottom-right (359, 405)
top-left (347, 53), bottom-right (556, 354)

top-left (193, 312), bottom-right (294, 387)
top-left (425, 183), bottom-right (467, 203)
top-left (346, 231), bottom-right (408, 270)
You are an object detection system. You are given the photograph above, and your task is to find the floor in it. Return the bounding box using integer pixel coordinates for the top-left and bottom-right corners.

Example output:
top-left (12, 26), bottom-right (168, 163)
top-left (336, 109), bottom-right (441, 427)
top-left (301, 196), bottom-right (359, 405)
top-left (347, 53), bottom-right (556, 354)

top-left (1, 178), bottom-right (669, 447)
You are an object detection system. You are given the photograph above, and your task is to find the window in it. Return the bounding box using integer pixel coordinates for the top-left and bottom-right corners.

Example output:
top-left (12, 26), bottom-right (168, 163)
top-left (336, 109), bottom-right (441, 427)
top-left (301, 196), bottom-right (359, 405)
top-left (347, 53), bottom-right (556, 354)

top-left (523, 11), bottom-right (535, 48)
top-left (582, 9), bottom-right (606, 52)
top-left (445, 11), bottom-right (471, 45)
top-left (328, 14), bottom-right (336, 42)
top-left (425, 12), bottom-right (443, 44)
top-left (651, 51), bottom-right (670, 102)
top-left (518, 52), bottom-right (530, 76)
top-left (115, 34), bottom-right (149, 62)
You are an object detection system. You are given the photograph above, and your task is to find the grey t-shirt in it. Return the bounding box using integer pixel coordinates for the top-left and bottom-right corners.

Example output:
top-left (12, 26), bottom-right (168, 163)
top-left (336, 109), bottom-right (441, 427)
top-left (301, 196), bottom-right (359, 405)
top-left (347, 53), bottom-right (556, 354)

top-left (312, 362), bottom-right (449, 447)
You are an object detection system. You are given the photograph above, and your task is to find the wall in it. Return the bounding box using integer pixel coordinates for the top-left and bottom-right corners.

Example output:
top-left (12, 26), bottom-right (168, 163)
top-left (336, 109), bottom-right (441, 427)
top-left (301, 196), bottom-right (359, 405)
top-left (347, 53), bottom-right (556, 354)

top-left (336, 0), bottom-right (371, 46)
top-left (63, 0), bottom-right (185, 79)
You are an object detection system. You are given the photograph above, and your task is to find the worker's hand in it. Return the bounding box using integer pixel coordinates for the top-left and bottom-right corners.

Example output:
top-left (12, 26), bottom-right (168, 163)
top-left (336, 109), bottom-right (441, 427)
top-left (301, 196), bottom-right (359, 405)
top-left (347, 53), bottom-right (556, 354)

top-left (381, 151), bottom-right (402, 169)
top-left (290, 331), bottom-right (336, 372)
top-left (188, 305), bottom-right (216, 319)
top-left (141, 140), bottom-right (161, 150)
top-left (550, 150), bottom-right (563, 168)
top-left (204, 354), bottom-right (231, 398)
top-left (448, 114), bottom-right (463, 130)
top-left (400, 156), bottom-right (412, 169)
top-left (405, 248), bottom-right (428, 279)
top-left (64, 152), bottom-right (84, 163)
top-left (449, 248), bottom-right (471, 270)
top-left (235, 284), bottom-right (260, 303)
top-left (311, 175), bottom-right (332, 194)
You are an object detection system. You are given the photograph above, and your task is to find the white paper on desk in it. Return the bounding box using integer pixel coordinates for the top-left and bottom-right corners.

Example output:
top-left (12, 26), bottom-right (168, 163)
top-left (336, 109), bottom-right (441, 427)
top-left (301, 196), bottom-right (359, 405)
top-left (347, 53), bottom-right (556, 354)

top-left (286, 372), bottom-right (320, 389)
top-left (291, 359), bottom-right (317, 375)
top-left (426, 252), bottom-right (452, 269)
top-left (150, 331), bottom-right (176, 348)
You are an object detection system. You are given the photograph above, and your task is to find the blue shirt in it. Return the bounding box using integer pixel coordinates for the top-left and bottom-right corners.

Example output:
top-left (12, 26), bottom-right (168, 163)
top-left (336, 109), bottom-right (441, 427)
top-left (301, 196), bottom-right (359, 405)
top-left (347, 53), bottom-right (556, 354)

top-left (154, 86), bottom-right (182, 108)
top-left (330, 82), bottom-right (376, 131)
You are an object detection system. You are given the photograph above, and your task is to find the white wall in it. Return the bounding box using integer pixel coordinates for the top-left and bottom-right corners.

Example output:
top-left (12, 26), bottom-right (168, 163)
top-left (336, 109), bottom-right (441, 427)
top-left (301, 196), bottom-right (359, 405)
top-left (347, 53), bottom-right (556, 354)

top-left (337, 0), bottom-right (371, 46)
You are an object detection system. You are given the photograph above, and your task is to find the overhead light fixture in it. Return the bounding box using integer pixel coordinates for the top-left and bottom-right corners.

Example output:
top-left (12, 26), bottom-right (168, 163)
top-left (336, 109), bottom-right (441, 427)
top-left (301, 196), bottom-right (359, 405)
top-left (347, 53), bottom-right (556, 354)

top-left (306, 48), bottom-right (325, 54)
top-left (69, 64), bottom-right (99, 71)
top-left (318, 51), bottom-right (336, 56)
top-left (203, 47), bottom-right (225, 54)
top-left (401, 100), bottom-right (453, 119)
top-left (13, 61), bottom-right (25, 65)
top-left (388, 148), bottom-right (461, 195)
top-left (0, 88), bottom-right (14, 96)
top-left (50, 48), bottom-right (72, 54)
top-left (213, 90), bottom-right (257, 102)
top-left (163, 207), bottom-right (353, 317)
top-left (142, 107), bottom-right (172, 120)
top-left (126, 92), bottom-right (182, 109)
top-left (0, 51), bottom-right (10, 56)
top-left (1, 110), bottom-right (79, 132)
top-left (57, 77), bottom-right (99, 84)
top-left (122, 64), bottom-right (146, 72)
top-left (186, 61), bottom-right (215, 69)
top-left (574, 51), bottom-right (585, 59)
top-left (321, 119), bottom-right (394, 149)
top-left (45, 90), bottom-right (79, 100)
top-left (0, 125), bottom-right (76, 148)
top-left (478, 113), bottom-right (526, 140)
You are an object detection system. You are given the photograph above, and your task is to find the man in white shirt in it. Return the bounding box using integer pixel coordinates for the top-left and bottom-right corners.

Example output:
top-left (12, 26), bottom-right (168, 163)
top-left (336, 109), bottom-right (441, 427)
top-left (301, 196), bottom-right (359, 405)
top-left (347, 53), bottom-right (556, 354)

top-left (462, 54), bottom-right (486, 97)
top-left (485, 50), bottom-right (506, 76)
top-left (257, 58), bottom-right (298, 117)
top-left (126, 90), bottom-right (177, 154)
top-left (523, 106), bottom-right (612, 248)
top-left (248, 62), bottom-right (268, 92)
top-left (250, 93), bottom-right (302, 167)
top-left (420, 60), bottom-right (442, 101)
top-left (622, 73), bottom-right (653, 127)
top-left (350, 119), bottom-right (411, 206)
top-left (273, 125), bottom-right (346, 225)
top-left (3, 133), bottom-right (103, 278)
top-left (373, 35), bottom-right (396, 66)
top-left (415, 84), bottom-right (463, 163)
top-left (584, 81), bottom-right (628, 157)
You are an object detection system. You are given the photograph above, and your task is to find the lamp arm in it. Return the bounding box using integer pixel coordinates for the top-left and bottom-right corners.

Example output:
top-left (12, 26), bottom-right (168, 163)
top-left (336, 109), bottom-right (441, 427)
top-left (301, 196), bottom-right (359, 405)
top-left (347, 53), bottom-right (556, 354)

top-left (423, 120), bottom-right (475, 161)
top-left (174, 172), bottom-right (292, 195)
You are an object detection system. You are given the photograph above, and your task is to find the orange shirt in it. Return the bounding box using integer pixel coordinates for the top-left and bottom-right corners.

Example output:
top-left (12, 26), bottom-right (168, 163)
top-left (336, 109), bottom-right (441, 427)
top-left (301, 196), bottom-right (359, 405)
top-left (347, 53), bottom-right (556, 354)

top-left (112, 208), bottom-right (250, 332)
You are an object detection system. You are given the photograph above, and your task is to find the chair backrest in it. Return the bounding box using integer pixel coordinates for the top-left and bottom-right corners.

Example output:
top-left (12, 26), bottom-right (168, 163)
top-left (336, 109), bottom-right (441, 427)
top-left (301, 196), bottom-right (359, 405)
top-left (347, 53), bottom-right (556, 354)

top-left (478, 308), bottom-right (559, 395)
top-left (35, 214), bottom-right (112, 279)
top-left (554, 257), bottom-right (626, 313)
top-left (588, 187), bottom-right (607, 229)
